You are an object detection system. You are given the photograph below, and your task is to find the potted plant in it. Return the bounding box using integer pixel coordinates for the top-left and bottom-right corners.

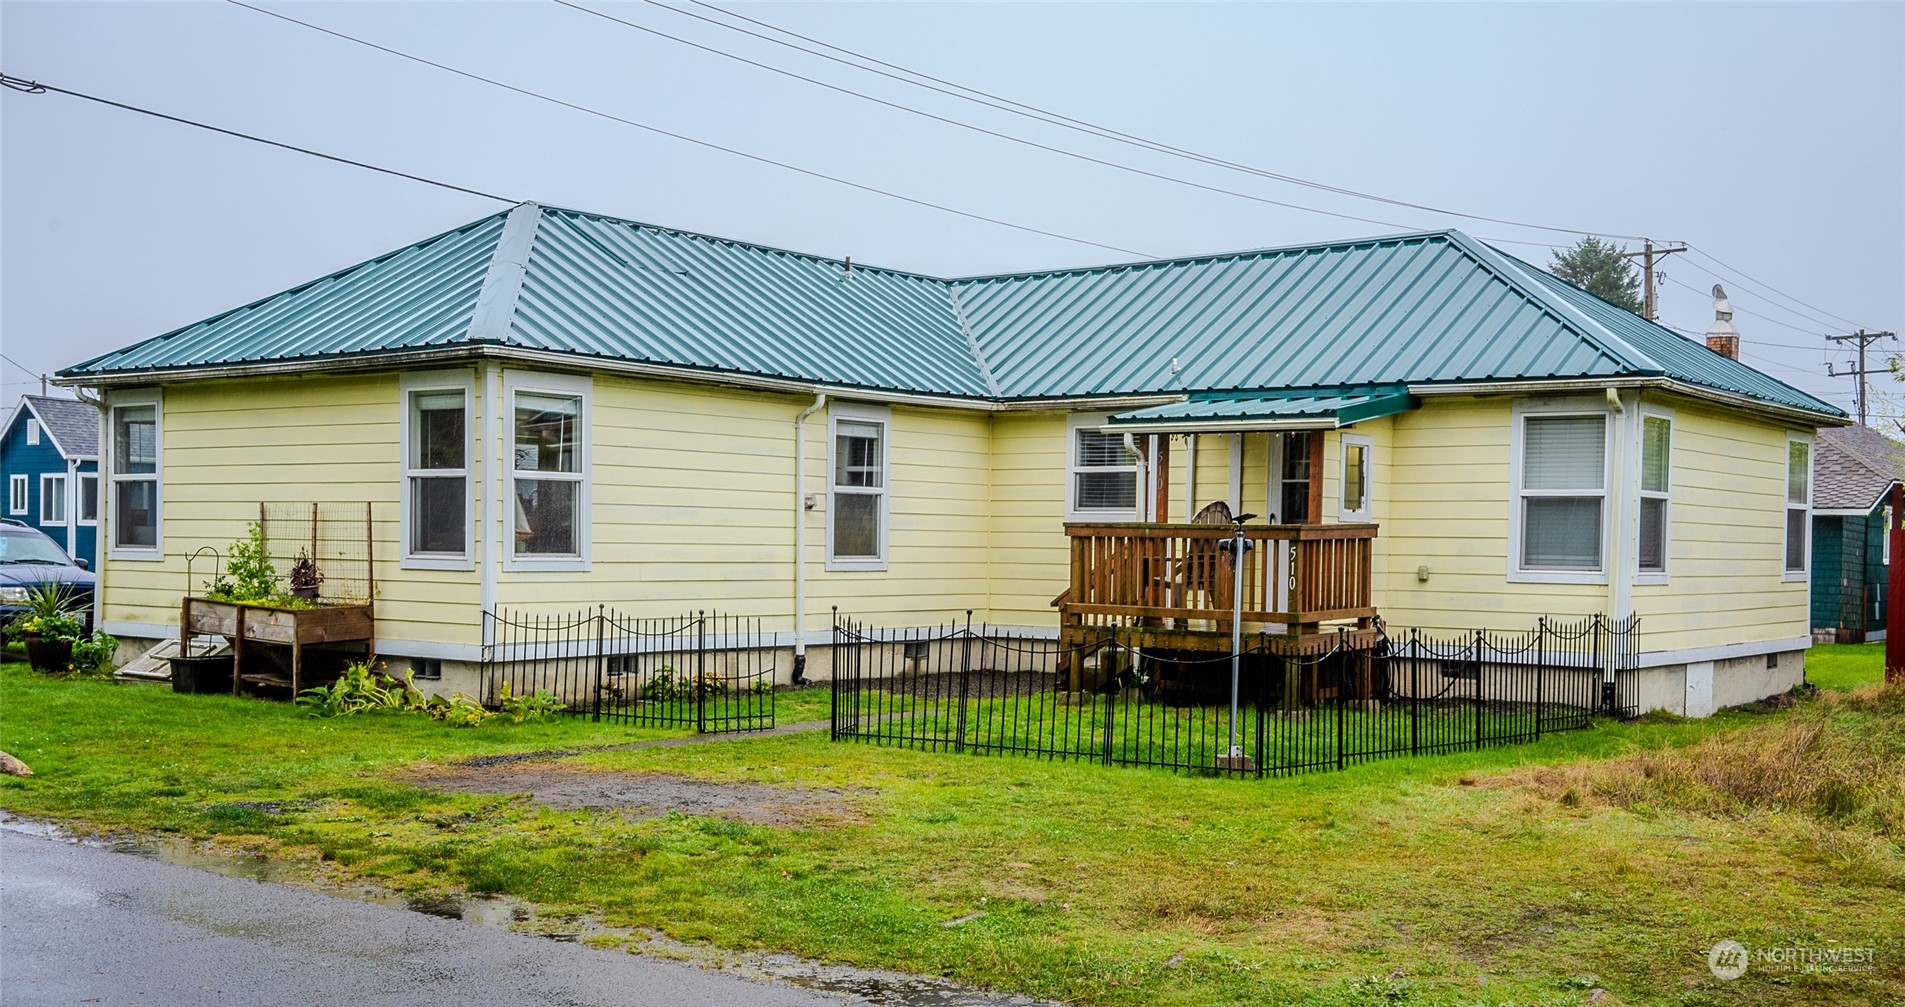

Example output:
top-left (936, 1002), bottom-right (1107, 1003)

top-left (288, 550), bottom-right (323, 602)
top-left (8, 583), bottom-right (87, 672)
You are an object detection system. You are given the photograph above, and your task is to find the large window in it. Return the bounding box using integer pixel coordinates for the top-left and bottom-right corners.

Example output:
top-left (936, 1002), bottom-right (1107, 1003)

top-left (1785, 436), bottom-right (1811, 576)
top-left (508, 375), bottom-right (589, 565)
top-left (1340, 434), bottom-right (1371, 521)
top-left (1516, 412), bottom-right (1607, 574)
top-left (7, 474), bottom-right (24, 515)
top-left (40, 474), bottom-right (65, 526)
top-left (77, 474), bottom-right (98, 525)
top-left (110, 398), bottom-right (159, 553)
top-left (1638, 413), bottom-right (1672, 575)
top-left (403, 382), bottom-right (470, 563)
top-left (1275, 431), bottom-right (1313, 523)
top-left (1069, 417), bottom-right (1139, 518)
top-left (828, 405), bottom-right (889, 569)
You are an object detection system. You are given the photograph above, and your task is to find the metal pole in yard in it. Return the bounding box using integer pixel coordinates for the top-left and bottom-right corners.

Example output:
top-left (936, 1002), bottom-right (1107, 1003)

top-left (1228, 521), bottom-right (1246, 761)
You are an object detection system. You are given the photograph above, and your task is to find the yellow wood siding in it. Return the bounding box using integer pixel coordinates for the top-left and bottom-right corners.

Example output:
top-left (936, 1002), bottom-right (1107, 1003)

top-left (1629, 392), bottom-right (1809, 649)
top-left (986, 412), bottom-right (1068, 624)
top-left (100, 370), bottom-right (1811, 656)
top-left (98, 374), bottom-right (484, 647)
top-left (495, 375), bottom-right (994, 628)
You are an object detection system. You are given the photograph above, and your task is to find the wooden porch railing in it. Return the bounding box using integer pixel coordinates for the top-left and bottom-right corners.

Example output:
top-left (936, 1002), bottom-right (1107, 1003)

top-left (1059, 522), bottom-right (1377, 630)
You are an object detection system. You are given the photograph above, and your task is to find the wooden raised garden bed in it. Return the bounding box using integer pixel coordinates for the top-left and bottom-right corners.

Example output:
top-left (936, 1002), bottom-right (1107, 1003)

top-left (180, 597), bottom-right (375, 696)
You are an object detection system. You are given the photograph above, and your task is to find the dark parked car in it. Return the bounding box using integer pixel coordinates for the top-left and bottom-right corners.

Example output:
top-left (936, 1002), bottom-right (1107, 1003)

top-left (0, 519), bottom-right (95, 631)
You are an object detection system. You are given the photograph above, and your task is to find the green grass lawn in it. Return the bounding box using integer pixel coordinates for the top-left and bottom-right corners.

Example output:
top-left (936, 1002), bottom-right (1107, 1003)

top-left (1807, 642), bottom-right (1889, 691)
top-left (2, 664), bottom-right (1899, 1007)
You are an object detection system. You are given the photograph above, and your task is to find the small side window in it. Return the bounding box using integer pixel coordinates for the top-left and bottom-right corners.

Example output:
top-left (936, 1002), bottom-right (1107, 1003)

top-left (1340, 434), bottom-right (1372, 521)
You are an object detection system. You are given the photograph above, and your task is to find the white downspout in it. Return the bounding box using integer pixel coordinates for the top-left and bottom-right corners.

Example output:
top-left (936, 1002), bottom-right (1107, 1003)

top-left (479, 362), bottom-right (502, 620)
top-left (792, 393), bottom-right (827, 682)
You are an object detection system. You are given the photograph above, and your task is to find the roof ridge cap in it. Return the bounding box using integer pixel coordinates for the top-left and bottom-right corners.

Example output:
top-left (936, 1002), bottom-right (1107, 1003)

top-left (464, 202), bottom-right (543, 345)
top-left (1449, 233), bottom-right (1663, 376)
top-left (944, 286), bottom-right (1000, 398)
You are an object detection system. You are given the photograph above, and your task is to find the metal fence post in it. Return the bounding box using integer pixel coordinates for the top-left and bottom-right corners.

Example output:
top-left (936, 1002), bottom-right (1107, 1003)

top-left (956, 610), bottom-right (973, 754)
top-left (696, 610), bottom-right (707, 734)
top-left (1473, 629), bottom-right (1485, 750)
top-left (1335, 635), bottom-right (1346, 772)
top-left (1534, 616), bottom-right (1546, 740)
top-left (593, 604), bottom-right (606, 723)
top-left (1409, 627), bottom-right (1420, 757)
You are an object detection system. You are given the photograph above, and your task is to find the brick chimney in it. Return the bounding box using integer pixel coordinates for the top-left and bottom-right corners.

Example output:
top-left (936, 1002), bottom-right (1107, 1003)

top-left (1705, 283), bottom-right (1740, 359)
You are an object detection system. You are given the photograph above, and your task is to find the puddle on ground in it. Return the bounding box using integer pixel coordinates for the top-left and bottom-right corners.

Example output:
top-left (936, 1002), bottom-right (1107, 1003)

top-left (0, 812), bottom-right (1058, 1006)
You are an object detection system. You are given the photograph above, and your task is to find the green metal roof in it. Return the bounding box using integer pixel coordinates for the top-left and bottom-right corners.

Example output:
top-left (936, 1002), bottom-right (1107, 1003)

top-left (60, 203), bottom-right (1844, 421)
top-left (1106, 389), bottom-right (1419, 431)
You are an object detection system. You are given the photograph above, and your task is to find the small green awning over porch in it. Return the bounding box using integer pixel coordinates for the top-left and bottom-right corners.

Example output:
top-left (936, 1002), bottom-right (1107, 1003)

top-left (1104, 387), bottom-right (1419, 434)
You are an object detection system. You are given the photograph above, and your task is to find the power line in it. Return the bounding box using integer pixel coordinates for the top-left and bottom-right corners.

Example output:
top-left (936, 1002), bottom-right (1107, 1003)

top-left (1673, 254), bottom-right (1846, 332)
top-left (552, 0), bottom-right (1428, 235)
top-left (1687, 245), bottom-right (1875, 332)
top-left (654, 0), bottom-right (1655, 243)
top-left (0, 73), bottom-right (515, 203)
top-left (223, 0), bottom-right (1153, 258)
top-left (0, 351), bottom-right (37, 375)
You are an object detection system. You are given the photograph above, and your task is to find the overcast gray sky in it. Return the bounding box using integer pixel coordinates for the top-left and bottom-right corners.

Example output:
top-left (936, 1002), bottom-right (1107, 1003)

top-left (3, 2), bottom-right (1900, 419)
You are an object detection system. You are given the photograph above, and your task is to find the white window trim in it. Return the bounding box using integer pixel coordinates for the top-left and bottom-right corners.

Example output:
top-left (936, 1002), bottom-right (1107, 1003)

top-left (24, 418), bottom-right (39, 446)
top-left (76, 472), bottom-right (99, 527)
top-left (1634, 407), bottom-right (1673, 585)
top-left (7, 474), bottom-right (25, 516)
top-left (107, 389), bottom-right (163, 561)
top-left (39, 473), bottom-right (67, 527)
top-left (400, 370), bottom-right (478, 571)
top-left (1508, 398), bottom-right (1612, 585)
top-left (503, 370), bottom-right (591, 573)
top-left (1066, 412), bottom-right (1140, 521)
top-left (1783, 432), bottom-right (1813, 582)
top-left (825, 401), bottom-right (891, 572)
top-left (1339, 433), bottom-right (1372, 522)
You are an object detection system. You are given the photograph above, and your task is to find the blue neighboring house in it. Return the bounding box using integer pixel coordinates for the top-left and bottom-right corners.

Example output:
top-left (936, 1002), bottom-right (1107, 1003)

top-left (0, 395), bottom-right (100, 568)
top-left (1810, 424), bottom-right (1903, 643)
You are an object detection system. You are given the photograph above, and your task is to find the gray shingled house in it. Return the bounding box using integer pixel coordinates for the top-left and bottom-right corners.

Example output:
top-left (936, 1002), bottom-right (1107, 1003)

top-left (1811, 425), bottom-right (1903, 641)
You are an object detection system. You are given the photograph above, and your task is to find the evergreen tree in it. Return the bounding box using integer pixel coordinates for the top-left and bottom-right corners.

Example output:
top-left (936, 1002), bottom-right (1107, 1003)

top-left (1550, 237), bottom-right (1644, 314)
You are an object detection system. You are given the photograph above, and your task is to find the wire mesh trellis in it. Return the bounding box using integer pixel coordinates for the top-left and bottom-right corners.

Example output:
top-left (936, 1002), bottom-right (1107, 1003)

top-left (831, 611), bottom-right (1642, 777)
top-left (258, 502), bottom-right (373, 603)
top-left (482, 607), bottom-right (775, 732)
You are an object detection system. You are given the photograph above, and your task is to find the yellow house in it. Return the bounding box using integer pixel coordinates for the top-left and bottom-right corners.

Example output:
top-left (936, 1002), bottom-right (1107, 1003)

top-left (58, 203), bottom-right (1844, 715)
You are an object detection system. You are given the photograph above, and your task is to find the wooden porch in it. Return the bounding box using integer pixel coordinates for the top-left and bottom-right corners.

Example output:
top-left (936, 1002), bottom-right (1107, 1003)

top-left (1055, 521), bottom-right (1380, 658)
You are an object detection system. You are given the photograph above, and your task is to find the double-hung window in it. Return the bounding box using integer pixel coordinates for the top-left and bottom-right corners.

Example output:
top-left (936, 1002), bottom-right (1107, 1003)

top-left (1515, 410), bottom-right (1607, 576)
top-left (1340, 434), bottom-right (1372, 521)
top-left (1785, 436), bottom-right (1811, 577)
top-left (402, 374), bottom-right (472, 566)
top-left (1068, 415), bottom-right (1140, 519)
top-left (40, 474), bottom-right (66, 526)
top-left (1638, 413), bottom-right (1672, 576)
top-left (828, 404), bottom-right (889, 570)
top-left (7, 475), bottom-right (25, 515)
top-left (508, 373), bottom-right (590, 567)
top-left (77, 474), bottom-right (98, 525)
top-left (110, 396), bottom-right (160, 554)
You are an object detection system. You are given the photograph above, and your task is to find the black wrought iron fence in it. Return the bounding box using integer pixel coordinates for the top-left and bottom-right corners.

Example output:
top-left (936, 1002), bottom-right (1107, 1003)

top-left (482, 608), bottom-right (775, 732)
top-left (831, 612), bottom-right (1640, 777)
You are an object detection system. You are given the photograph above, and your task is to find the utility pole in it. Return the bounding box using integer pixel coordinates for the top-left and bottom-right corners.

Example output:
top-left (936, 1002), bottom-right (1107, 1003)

top-left (1620, 240), bottom-right (1688, 321)
top-left (1826, 329), bottom-right (1898, 426)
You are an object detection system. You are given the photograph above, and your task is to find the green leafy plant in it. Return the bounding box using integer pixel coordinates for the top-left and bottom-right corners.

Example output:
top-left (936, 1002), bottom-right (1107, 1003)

top-left (7, 583), bottom-right (86, 641)
top-left (498, 681), bottom-right (565, 723)
top-left (296, 657), bottom-right (416, 717)
top-left (425, 692), bottom-right (493, 727)
top-left (208, 522), bottom-right (277, 603)
top-left (642, 665), bottom-right (728, 702)
top-left (68, 630), bottom-right (119, 672)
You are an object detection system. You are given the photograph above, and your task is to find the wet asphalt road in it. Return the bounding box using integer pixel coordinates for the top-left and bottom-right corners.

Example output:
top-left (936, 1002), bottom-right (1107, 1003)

top-left (0, 829), bottom-right (837, 1006)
